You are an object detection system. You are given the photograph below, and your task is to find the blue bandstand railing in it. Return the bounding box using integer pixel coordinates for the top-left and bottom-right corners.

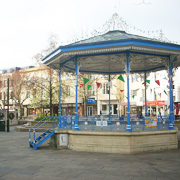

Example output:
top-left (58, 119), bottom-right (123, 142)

top-left (28, 115), bottom-right (174, 149)
top-left (58, 115), bottom-right (172, 132)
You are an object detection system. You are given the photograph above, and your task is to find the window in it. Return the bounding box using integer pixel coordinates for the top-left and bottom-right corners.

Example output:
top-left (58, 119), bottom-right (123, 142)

top-left (140, 74), bottom-right (144, 81)
top-left (4, 80), bottom-right (6, 87)
top-left (10, 91), bottom-right (14, 99)
top-left (132, 74), bottom-right (136, 82)
top-left (142, 89), bottom-right (145, 97)
top-left (102, 75), bottom-right (108, 79)
top-left (41, 74), bottom-right (46, 84)
top-left (90, 74), bottom-right (95, 80)
top-left (27, 76), bottom-right (31, 85)
top-left (113, 104), bottom-right (117, 115)
top-left (88, 85), bottom-right (95, 96)
top-left (131, 89), bottom-right (138, 96)
top-left (42, 89), bottom-right (46, 97)
top-left (66, 73), bottom-right (71, 80)
top-left (32, 76), bottom-right (36, 85)
top-left (102, 83), bottom-right (108, 94)
top-left (3, 92), bottom-right (6, 100)
top-left (66, 86), bottom-right (70, 96)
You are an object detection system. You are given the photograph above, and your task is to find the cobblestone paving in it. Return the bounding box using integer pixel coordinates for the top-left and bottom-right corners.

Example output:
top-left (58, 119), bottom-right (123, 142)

top-left (0, 127), bottom-right (180, 180)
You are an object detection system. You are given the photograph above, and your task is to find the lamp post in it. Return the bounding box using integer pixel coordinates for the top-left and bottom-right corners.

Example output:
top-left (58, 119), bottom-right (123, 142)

top-left (7, 78), bottom-right (9, 132)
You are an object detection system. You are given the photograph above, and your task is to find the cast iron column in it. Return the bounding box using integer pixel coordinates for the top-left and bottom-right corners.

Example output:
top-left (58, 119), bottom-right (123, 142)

top-left (58, 65), bottom-right (62, 129)
top-left (75, 57), bottom-right (79, 130)
top-left (168, 56), bottom-right (174, 130)
top-left (126, 52), bottom-right (132, 132)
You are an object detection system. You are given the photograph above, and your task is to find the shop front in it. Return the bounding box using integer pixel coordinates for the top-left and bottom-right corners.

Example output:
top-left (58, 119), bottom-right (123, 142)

top-left (120, 102), bottom-right (137, 116)
top-left (87, 98), bottom-right (97, 116)
top-left (143, 100), bottom-right (167, 116)
top-left (62, 104), bottom-right (82, 116)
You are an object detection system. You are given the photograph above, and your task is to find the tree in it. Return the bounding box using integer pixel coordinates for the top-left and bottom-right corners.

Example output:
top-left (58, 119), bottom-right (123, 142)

top-left (30, 66), bottom-right (68, 116)
top-left (31, 33), bottom-right (61, 116)
top-left (8, 70), bottom-right (32, 119)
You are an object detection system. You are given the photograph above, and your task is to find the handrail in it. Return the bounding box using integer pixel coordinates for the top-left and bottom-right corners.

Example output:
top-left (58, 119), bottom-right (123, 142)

top-left (34, 117), bottom-right (53, 130)
top-left (29, 116), bottom-right (59, 148)
top-left (31, 117), bottom-right (48, 129)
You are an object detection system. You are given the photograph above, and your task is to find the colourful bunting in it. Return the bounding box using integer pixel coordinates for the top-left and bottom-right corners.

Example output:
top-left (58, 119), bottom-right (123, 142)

top-left (126, 96), bottom-right (128, 99)
top-left (96, 82), bottom-right (101, 88)
top-left (150, 89), bottom-right (152, 93)
top-left (164, 90), bottom-right (167, 95)
top-left (80, 84), bottom-right (84, 88)
top-left (120, 90), bottom-right (124, 92)
top-left (145, 79), bottom-right (150, 84)
top-left (132, 95), bottom-right (135, 99)
top-left (168, 80), bottom-right (174, 84)
top-left (155, 80), bottom-right (160, 86)
top-left (88, 85), bottom-right (92, 90)
top-left (118, 75), bottom-right (125, 82)
top-left (84, 78), bottom-right (89, 85)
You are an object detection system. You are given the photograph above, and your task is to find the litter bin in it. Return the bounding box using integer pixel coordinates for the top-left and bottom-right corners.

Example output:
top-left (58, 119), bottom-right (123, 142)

top-left (0, 120), bottom-right (5, 131)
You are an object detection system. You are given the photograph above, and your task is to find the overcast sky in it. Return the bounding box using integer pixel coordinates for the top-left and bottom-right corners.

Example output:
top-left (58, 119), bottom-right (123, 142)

top-left (0, 0), bottom-right (180, 69)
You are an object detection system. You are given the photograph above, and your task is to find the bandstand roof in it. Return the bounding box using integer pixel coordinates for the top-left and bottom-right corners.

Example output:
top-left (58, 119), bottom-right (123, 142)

top-left (42, 30), bottom-right (180, 74)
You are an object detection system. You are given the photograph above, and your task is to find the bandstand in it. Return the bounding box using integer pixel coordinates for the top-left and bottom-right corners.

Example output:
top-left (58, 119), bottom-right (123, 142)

top-left (30, 30), bottom-right (180, 153)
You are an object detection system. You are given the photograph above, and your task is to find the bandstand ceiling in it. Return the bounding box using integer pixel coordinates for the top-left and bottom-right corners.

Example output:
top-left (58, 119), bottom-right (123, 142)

top-left (42, 30), bottom-right (180, 74)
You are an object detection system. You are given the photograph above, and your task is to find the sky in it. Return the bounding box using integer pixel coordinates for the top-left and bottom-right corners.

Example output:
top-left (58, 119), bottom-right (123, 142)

top-left (0, 0), bottom-right (180, 69)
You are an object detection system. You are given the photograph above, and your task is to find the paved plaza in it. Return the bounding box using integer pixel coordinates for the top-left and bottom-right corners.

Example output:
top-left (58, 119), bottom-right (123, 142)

top-left (0, 127), bottom-right (180, 180)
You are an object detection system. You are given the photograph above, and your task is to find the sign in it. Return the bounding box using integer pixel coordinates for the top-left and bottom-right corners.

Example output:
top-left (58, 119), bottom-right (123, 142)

top-left (87, 98), bottom-right (97, 104)
top-left (59, 134), bottom-right (68, 146)
top-left (4, 106), bottom-right (15, 111)
top-left (143, 100), bottom-right (165, 106)
top-left (96, 121), bottom-right (107, 126)
top-left (145, 117), bottom-right (157, 128)
top-left (120, 102), bottom-right (136, 106)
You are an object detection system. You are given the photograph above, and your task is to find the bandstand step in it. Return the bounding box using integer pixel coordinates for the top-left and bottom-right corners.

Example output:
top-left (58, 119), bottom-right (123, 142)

top-left (30, 129), bottom-right (55, 150)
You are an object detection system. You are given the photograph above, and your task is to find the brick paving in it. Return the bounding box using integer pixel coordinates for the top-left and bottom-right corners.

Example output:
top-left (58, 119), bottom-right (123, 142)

top-left (0, 127), bottom-right (180, 180)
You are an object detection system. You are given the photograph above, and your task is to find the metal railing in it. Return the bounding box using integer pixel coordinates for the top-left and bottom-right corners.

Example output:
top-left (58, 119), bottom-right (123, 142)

top-left (58, 115), bottom-right (172, 132)
top-left (29, 116), bottom-right (58, 147)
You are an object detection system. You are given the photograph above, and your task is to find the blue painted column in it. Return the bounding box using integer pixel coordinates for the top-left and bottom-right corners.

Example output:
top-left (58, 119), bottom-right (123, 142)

top-left (108, 74), bottom-right (111, 121)
top-left (75, 57), bottom-right (79, 130)
top-left (168, 56), bottom-right (174, 130)
top-left (144, 72), bottom-right (147, 116)
top-left (58, 65), bottom-right (62, 129)
top-left (126, 52), bottom-right (132, 132)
